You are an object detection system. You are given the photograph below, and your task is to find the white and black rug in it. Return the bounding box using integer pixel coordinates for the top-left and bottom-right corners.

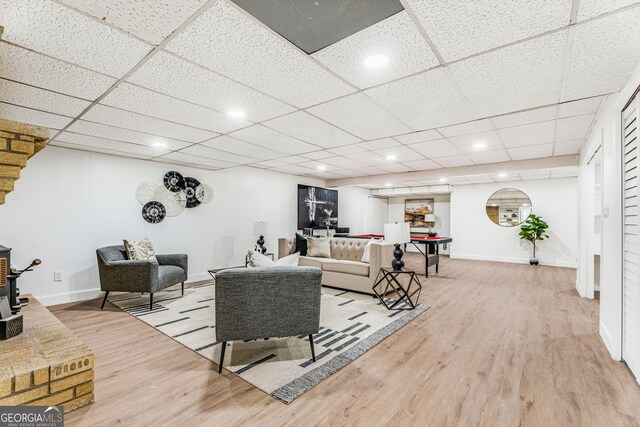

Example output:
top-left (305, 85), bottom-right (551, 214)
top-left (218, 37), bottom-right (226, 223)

top-left (109, 283), bottom-right (428, 403)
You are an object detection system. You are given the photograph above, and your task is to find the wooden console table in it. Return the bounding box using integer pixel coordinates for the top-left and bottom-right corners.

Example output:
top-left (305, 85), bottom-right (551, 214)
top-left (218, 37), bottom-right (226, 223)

top-left (0, 295), bottom-right (94, 411)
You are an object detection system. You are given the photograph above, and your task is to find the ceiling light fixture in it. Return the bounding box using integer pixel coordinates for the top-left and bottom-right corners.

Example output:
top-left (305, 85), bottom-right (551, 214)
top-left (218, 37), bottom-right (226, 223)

top-left (385, 183), bottom-right (392, 187)
top-left (385, 154), bottom-right (397, 161)
top-left (439, 178), bottom-right (447, 182)
top-left (497, 172), bottom-right (507, 178)
top-left (227, 110), bottom-right (246, 118)
top-left (364, 54), bottom-right (389, 68)
top-left (151, 140), bottom-right (167, 148)
top-left (316, 165), bottom-right (326, 171)
top-left (473, 142), bottom-right (486, 150)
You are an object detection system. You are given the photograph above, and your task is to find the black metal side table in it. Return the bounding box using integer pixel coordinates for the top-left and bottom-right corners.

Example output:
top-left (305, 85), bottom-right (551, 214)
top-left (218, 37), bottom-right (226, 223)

top-left (372, 268), bottom-right (422, 310)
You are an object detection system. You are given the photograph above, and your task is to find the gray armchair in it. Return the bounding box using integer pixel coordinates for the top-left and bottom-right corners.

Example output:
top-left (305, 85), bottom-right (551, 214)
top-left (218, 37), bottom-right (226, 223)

top-left (96, 245), bottom-right (188, 310)
top-left (215, 266), bottom-right (322, 373)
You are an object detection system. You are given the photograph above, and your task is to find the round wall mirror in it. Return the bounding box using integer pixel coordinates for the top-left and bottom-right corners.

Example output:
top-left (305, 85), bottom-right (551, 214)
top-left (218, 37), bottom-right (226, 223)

top-left (486, 188), bottom-right (532, 227)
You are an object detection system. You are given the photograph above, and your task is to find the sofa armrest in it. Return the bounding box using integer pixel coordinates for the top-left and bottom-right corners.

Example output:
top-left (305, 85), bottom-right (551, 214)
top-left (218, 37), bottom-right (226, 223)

top-left (96, 258), bottom-right (159, 293)
top-left (368, 242), bottom-right (395, 279)
top-left (156, 254), bottom-right (188, 276)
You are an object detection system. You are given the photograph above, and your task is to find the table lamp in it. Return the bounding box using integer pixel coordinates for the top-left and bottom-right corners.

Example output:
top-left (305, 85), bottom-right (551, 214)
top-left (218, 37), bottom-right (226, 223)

top-left (253, 221), bottom-right (267, 254)
top-left (384, 222), bottom-right (411, 270)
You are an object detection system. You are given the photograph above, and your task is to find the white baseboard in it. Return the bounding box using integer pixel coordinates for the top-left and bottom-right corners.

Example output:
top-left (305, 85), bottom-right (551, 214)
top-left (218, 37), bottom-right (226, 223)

top-left (575, 279), bottom-right (586, 298)
top-left (38, 272), bottom-right (214, 307)
top-left (600, 321), bottom-right (621, 360)
top-left (449, 253), bottom-right (577, 268)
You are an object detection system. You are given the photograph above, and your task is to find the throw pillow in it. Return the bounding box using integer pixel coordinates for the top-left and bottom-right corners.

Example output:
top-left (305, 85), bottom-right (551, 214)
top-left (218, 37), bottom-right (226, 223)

top-left (294, 233), bottom-right (308, 256)
top-left (361, 239), bottom-right (376, 263)
top-left (276, 252), bottom-right (300, 267)
top-left (306, 236), bottom-right (331, 258)
top-left (123, 236), bottom-right (157, 261)
top-left (247, 250), bottom-right (275, 268)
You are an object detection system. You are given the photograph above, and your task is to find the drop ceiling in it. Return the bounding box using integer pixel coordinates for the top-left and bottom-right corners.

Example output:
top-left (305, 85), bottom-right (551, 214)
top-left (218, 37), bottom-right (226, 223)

top-left (1, 0), bottom-right (640, 186)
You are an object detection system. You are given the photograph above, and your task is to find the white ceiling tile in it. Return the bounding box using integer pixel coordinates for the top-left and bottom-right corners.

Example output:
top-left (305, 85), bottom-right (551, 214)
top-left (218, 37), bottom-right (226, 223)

top-left (377, 163), bottom-right (415, 173)
top-left (328, 145), bottom-right (366, 156)
top-left (447, 177), bottom-right (471, 185)
top-left (0, 79), bottom-right (90, 116)
top-left (365, 67), bottom-right (475, 130)
top-left (554, 140), bottom-right (583, 156)
top-left (373, 145), bottom-right (426, 162)
top-left (438, 119), bottom-right (494, 138)
top-left (322, 156), bottom-right (366, 169)
top-left (128, 52), bottom-right (294, 122)
top-left (405, 0), bottom-right (571, 61)
top-left (518, 168), bottom-right (551, 177)
top-left (467, 149), bottom-right (512, 164)
top-left (490, 105), bottom-right (558, 129)
top-left (343, 151), bottom-right (387, 166)
top-left (50, 140), bottom-right (152, 160)
top-left (83, 104), bottom-right (217, 143)
top-left (263, 111), bottom-right (361, 148)
top-left (433, 155), bottom-right (474, 167)
top-left (507, 144), bottom-right (554, 160)
top-left (393, 130), bottom-right (442, 144)
top-left (339, 167), bottom-right (387, 177)
top-left (301, 150), bottom-right (335, 160)
top-left (68, 120), bottom-right (191, 151)
top-left (307, 92), bottom-right (411, 140)
top-left (181, 144), bottom-right (256, 164)
top-left (555, 114), bottom-right (596, 141)
top-left (153, 156), bottom-right (219, 171)
top-left (450, 31), bottom-right (568, 118)
top-left (408, 139), bottom-right (463, 158)
top-left (562, 8), bottom-right (640, 100)
top-left (54, 131), bottom-right (167, 157)
top-left (578, 0), bottom-right (640, 20)
top-left (201, 135), bottom-right (284, 160)
top-left (298, 161), bottom-right (341, 173)
top-left (0, 43), bottom-right (116, 100)
top-left (0, 102), bottom-right (71, 129)
top-left (557, 97), bottom-right (604, 118)
top-left (253, 159), bottom-right (288, 168)
top-left (101, 83), bottom-right (246, 133)
top-left (311, 171), bottom-right (349, 180)
top-left (165, 0), bottom-right (355, 108)
top-left (1, 0), bottom-right (151, 77)
top-left (357, 138), bottom-right (401, 150)
top-left (229, 125), bottom-right (319, 155)
top-left (160, 151), bottom-right (236, 169)
top-left (312, 11), bottom-right (438, 88)
top-left (448, 131), bottom-right (504, 153)
top-left (272, 164), bottom-right (314, 175)
top-left (497, 121), bottom-right (556, 148)
top-left (57, 0), bottom-right (207, 45)
top-left (402, 159), bottom-right (442, 170)
top-left (276, 156), bottom-right (309, 165)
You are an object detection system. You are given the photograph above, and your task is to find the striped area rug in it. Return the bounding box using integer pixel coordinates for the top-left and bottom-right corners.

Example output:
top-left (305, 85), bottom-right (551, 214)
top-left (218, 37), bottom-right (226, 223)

top-left (109, 282), bottom-right (428, 403)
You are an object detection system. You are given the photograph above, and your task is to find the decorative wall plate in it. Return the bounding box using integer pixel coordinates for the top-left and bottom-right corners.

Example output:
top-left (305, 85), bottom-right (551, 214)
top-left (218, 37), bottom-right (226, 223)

top-left (158, 188), bottom-right (187, 217)
top-left (142, 201), bottom-right (166, 223)
top-left (195, 183), bottom-right (214, 204)
top-left (135, 182), bottom-right (162, 206)
top-left (163, 171), bottom-right (185, 192)
top-left (181, 177), bottom-right (202, 208)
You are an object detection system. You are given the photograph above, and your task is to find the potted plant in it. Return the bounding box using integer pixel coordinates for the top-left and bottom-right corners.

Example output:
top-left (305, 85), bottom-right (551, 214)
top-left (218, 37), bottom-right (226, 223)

top-left (519, 214), bottom-right (549, 265)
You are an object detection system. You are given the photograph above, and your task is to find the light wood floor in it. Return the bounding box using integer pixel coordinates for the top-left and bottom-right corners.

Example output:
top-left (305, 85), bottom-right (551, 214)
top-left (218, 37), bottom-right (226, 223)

top-left (50, 255), bottom-right (640, 426)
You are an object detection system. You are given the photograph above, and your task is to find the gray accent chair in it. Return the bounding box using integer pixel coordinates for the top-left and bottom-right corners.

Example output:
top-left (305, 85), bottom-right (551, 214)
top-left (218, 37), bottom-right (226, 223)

top-left (215, 266), bottom-right (322, 373)
top-left (96, 245), bottom-right (188, 310)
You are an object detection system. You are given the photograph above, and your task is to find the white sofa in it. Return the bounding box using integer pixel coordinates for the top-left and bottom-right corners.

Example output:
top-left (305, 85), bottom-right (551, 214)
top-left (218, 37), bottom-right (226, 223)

top-left (278, 237), bottom-right (394, 294)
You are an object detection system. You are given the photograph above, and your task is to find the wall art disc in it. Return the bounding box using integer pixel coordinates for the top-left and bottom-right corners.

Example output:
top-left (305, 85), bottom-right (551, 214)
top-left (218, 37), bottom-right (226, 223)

top-left (135, 182), bottom-right (163, 206)
top-left (158, 188), bottom-right (187, 217)
top-left (164, 171), bottom-right (185, 192)
top-left (195, 183), bottom-right (214, 204)
top-left (181, 177), bottom-right (202, 208)
top-left (142, 201), bottom-right (166, 224)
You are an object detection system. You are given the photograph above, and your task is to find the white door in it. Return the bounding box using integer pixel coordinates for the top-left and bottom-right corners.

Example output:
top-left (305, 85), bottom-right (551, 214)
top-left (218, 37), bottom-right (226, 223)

top-left (622, 93), bottom-right (640, 378)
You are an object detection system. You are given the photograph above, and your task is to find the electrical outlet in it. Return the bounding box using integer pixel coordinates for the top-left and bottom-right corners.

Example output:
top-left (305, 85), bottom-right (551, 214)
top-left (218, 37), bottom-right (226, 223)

top-left (54, 271), bottom-right (63, 282)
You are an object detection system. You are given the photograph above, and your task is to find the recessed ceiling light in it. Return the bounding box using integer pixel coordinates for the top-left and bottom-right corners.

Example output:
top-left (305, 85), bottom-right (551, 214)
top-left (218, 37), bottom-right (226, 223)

top-left (522, 203), bottom-right (529, 206)
top-left (385, 183), bottom-right (392, 187)
top-left (385, 154), bottom-right (397, 161)
top-left (497, 172), bottom-right (507, 178)
top-left (364, 54), bottom-right (389, 68)
top-left (473, 142), bottom-right (486, 150)
top-left (227, 110), bottom-right (246, 118)
top-left (439, 178), bottom-right (447, 182)
top-left (151, 140), bottom-right (167, 148)
top-left (316, 165), bottom-right (326, 171)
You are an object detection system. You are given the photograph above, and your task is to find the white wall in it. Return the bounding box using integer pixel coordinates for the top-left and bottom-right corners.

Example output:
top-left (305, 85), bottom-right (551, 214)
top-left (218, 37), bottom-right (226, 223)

top-left (0, 147), bottom-right (322, 305)
top-left (577, 61), bottom-right (640, 359)
top-left (336, 186), bottom-right (370, 234)
top-left (450, 179), bottom-right (578, 267)
top-left (387, 195), bottom-right (451, 255)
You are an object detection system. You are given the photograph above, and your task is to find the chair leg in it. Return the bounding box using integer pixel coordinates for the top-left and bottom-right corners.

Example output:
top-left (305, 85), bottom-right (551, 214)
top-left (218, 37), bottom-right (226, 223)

top-left (100, 291), bottom-right (109, 309)
top-left (309, 334), bottom-right (316, 362)
top-left (181, 281), bottom-right (184, 296)
top-left (149, 293), bottom-right (153, 311)
top-left (218, 342), bottom-right (227, 373)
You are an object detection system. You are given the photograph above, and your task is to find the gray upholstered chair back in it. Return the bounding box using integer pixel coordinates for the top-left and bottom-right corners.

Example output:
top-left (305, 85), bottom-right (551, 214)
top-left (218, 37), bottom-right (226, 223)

top-left (215, 266), bottom-right (322, 342)
top-left (97, 245), bottom-right (128, 263)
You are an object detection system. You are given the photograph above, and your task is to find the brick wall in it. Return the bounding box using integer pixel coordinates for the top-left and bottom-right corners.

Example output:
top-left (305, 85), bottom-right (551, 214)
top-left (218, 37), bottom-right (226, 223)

top-left (0, 118), bottom-right (49, 204)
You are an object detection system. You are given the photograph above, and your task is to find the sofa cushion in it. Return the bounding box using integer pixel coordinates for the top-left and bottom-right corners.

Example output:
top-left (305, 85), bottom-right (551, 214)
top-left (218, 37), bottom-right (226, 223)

top-left (299, 256), bottom-right (331, 269)
top-left (158, 265), bottom-right (186, 287)
top-left (294, 233), bottom-right (308, 256)
top-left (306, 236), bottom-right (331, 258)
top-left (123, 236), bottom-right (156, 261)
top-left (322, 260), bottom-right (370, 277)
